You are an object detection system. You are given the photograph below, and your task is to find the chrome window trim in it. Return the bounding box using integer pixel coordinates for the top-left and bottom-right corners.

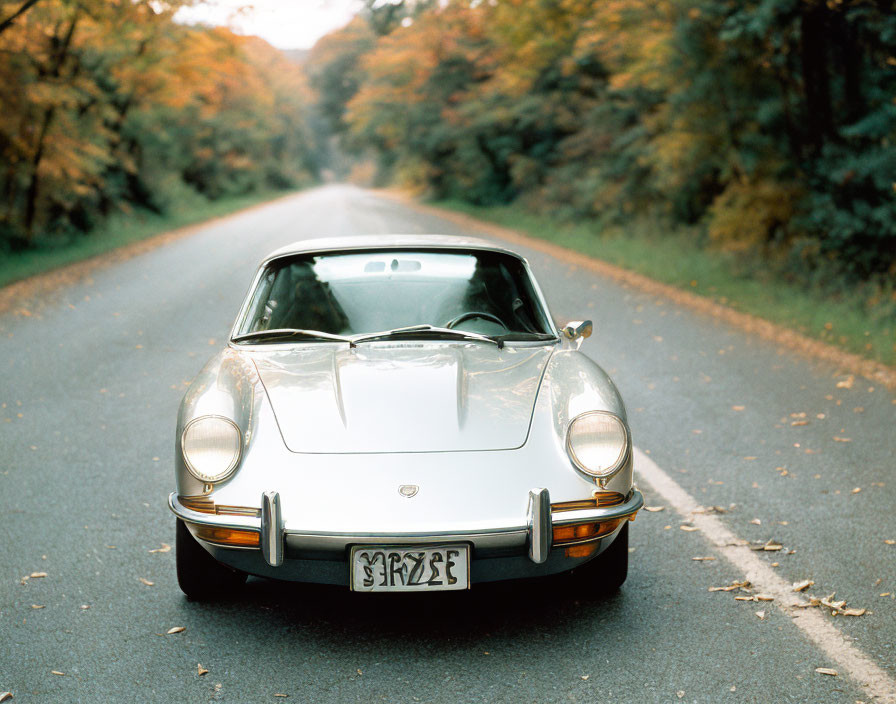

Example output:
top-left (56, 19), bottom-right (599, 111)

top-left (229, 245), bottom-right (560, 344)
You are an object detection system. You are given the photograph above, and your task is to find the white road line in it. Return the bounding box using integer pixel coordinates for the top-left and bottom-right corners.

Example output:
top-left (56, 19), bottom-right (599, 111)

top-left (634, 447), bottom-right (896, 704)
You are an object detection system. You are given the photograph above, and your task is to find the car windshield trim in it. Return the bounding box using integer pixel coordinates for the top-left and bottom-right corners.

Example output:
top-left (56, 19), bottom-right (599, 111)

top-left (231, 328), bottom-right (355, 345)
top-left (351, 324), bottom-right (503, 348)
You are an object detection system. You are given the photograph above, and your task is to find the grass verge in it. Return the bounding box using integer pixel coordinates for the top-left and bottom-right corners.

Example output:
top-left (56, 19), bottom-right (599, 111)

top-left (435, 199), bottom-right (895, 368)
top-left (0, 190), bottom-right (293, 289)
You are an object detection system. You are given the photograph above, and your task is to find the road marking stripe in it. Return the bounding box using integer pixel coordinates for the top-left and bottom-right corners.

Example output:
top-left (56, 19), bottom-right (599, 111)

top-left (634, 447), bottom-right (896, 704)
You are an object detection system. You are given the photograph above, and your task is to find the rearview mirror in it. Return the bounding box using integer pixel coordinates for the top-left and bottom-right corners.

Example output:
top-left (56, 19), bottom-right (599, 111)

top-left (561, 320), bottom-right (593, 343)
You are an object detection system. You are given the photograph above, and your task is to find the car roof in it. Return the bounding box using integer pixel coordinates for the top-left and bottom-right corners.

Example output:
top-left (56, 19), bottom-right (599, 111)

top-left (261, 234), bottom-right (523, 265)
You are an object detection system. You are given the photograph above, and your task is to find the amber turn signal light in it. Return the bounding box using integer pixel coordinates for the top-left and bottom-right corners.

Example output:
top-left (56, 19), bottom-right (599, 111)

top-left (193, 525), bottom-right (260, 547)
top-left (180, 495), bottom-right (260, 517)
top-left (551, 492), bottom-right (625, 513)
top-left (552, 518), bottom-right (622, 545)
top-left (564, 543), bottom-right (599, 558)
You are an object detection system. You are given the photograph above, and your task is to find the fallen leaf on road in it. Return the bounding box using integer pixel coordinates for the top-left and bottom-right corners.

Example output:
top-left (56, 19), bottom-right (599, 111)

top-left (833, 437), bottom-right (852, 443)
top-left (139, 578), bottom-right (154, 586)
top-left (0, 692), bottom-right (11, 702)
top-left (755, 594), bottom-right (774, 601)
top-left (273, 696), bottom-right (288, 699)
top-left (815, 668), bottom-right (838, 676)
top-left (680, 525), bottom-right (699, 532)
top-left (791, 420), bottom-right (809, 426)
top-left (356, 669), bottom-right (362, 676)
top-left (166, 626), bottom-right (185, 635)
top-left (693, 505), bottom-right (728, 514)
top-left (851, 487), bottom-right (861, 494)
top-left (885, 540), bottom-right (895, 545)
top-left (842, 608), bottom-right (866, 617)
top-left (51, 671), bottom-right (64, 676)
top-left (756, 610), bottom-right (766, 620)
top-left (732, 406), bottom-right (745, 411)
top-left (197, 664), bottom-right (208, 676)
top-left (821, 594), bottom-right (847, 611)
top-left (763, 542), bottom-right (783, 551)
top-left (149, 544), bottom-right (171, 554)
top-left (750, 519), bottom-right (762, 525)
top-left (836, 376), bottom-right (854, 389)
top-left (709, 581), bottom-right (751, 592)
top-left (691, 556), bottom-right (715, 561)
top-left (31, 604), bottom-right (44, 610)
top-left (80, 604), bottom-right (89, 610)
top-left (793, 580), bottom-right (814, 592)
top-left (676, 691), bottom-right (685, 699)
top-left (735, 596), bottom-right (754, 601)
top-left (580, 675), bottom-right (589, 681)
top-left (30, 572), bottom-right (47, 579)
top-left (644, 506), bottom-right (665, 512)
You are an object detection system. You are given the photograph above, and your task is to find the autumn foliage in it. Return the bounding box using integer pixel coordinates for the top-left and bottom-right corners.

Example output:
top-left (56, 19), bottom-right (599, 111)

top-left (0, 0), bottom-right (317, 249)
top-left (310, 0), bottom-right (896, 286)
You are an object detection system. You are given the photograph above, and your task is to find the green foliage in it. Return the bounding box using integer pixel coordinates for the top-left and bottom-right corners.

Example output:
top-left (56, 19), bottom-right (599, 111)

top-left (308, 0), bottom-right (896, 296)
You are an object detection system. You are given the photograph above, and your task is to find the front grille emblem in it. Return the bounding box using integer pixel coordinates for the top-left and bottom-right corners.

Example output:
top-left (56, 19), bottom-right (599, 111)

top-left (398, 484), bottom-right (419, 498)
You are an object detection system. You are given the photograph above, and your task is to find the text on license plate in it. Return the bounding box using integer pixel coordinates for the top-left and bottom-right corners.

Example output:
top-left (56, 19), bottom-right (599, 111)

top-left (350, 544), bottom-right (470, 592)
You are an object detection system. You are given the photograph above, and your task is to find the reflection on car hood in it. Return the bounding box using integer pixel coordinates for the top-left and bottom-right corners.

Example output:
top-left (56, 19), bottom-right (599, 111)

top-left (250, 343), bottom-right (554, 453)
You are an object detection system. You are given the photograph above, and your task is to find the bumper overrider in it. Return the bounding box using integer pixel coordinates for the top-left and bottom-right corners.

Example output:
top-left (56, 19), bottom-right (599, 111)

top-left (168, 488), bottom-right (644, 584)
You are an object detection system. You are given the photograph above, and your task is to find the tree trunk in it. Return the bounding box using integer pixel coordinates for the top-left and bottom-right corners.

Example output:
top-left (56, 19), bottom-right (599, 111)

top-left (835, 11), bottom-right (864, 124)
top-left (799, 3), bottom-right (834, 156)
top-left (22, 107), bottom-right (53, 238)
top-left (22, 7), bottom-right (79, 240)
top-left (0, 0), bottom-right (42, 36)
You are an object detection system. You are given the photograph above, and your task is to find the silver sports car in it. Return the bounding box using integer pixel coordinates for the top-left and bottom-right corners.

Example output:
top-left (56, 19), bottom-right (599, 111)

top-left (168, 235), bottom-right (643, 598)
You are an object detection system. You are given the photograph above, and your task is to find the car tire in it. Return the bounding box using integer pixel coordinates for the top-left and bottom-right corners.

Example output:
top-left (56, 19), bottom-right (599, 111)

top-left (575, 522), bottom-right (629, 594)
top-left (176, 519), bottom-right (247, 599)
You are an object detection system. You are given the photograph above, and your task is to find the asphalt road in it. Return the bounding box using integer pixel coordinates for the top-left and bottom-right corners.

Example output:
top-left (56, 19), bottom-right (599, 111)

top-left (1, 184), bottom-right (894, 703)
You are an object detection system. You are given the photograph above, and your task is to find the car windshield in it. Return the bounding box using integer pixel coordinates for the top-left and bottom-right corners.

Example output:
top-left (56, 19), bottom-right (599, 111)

top-left (234, 249), bottom-right (554, 341)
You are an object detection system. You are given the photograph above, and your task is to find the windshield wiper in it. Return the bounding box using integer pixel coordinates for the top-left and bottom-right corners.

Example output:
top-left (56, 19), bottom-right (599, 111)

top-left (351, 324), bottom-right (503, 348)
top-left (491, 332), bottom-right (557, 344)
top-left (231, 328), bottom-right (355, 345)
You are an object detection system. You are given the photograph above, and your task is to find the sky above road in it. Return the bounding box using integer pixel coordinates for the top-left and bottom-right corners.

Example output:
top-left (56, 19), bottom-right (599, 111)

top-left (175, 0), bottom-right (363, 50)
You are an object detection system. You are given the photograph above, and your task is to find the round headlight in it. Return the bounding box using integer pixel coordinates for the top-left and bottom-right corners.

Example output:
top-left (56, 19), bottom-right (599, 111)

top-left (181, 416), bottom-right (242, 483)
top-left (566, 411), bottom-right (629, 478)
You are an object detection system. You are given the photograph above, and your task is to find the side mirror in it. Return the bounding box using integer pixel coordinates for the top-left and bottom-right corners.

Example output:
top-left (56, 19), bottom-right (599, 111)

top-left (561, 320), bottom-right (593, 346)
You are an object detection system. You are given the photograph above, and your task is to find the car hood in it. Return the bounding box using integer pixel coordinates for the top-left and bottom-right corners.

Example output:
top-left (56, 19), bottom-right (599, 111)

top-left (250, 343), bottom-right (554, 453)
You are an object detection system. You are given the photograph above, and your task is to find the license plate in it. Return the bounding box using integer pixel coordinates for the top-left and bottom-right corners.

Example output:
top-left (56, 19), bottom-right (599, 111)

top-left (350, 544), bottom-right (470, 592)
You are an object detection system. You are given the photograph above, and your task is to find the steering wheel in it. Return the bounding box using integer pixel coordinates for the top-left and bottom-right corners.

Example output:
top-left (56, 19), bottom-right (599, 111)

top-left (445, 311), bottom-right (508, 330)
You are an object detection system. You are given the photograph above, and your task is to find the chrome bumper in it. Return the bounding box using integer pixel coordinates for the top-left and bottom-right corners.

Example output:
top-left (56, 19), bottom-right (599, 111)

top-left (168, 488), bottom-right (644, 567)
